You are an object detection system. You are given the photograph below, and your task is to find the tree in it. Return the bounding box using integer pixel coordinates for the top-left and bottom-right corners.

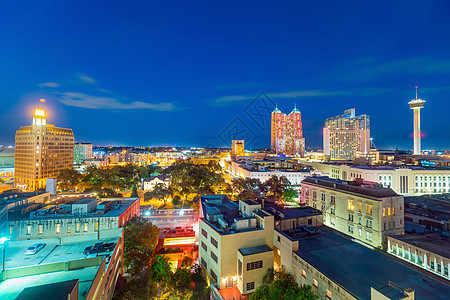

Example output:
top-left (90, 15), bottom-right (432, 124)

top-left (123, 217), bottom-right (160, 277)
top-left (282, 188), bottom-right (298, 203)
top-left (130, 185), bottom-right (139, 197)
top-left (250, 268), bottom-right (318, 300)
top-left (57, 168), bottom-right (82, 191)
top-left (144, 183), bottom-right (172, 204)
top-left (191, 264), bottom-right (210, 300)
top-left (231, 177), bottom-right (264, 200)
top-left (149, 255), bottom-right (172, 300)
top-left (172, 195), bottom-right (181, 206)
top-left (166, 257), bottom-right (194, 299)
top-left (264, 175), bottom-right (291, 201)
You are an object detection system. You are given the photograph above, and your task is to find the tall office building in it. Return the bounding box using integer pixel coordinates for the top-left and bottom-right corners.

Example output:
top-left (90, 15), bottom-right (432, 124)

top-left (231, 140), bottom-right (245, 156)
top-left (323, 108), bottom-right (370, 160)
top-left (74, 142), bottom-right (93, 165)
top-left (408, 87), bottom-right (425, 155)
top-left (15, 103), bottom-right (74, 190)
top-left (270, 104), bottom-right (305, 156)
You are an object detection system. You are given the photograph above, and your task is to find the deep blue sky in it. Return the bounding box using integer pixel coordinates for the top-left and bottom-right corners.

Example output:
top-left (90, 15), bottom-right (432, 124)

top-left (1, 1), bottom-right (450, 149)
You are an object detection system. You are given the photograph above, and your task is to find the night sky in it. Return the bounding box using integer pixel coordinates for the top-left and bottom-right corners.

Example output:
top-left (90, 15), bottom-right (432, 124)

top-left (1, 1), bottom-right (450, 150)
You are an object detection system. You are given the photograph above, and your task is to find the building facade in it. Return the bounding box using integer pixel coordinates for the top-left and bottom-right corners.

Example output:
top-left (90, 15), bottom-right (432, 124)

top-left (231, 140), bottom-right (245, 156)
top-left (300, 177), bottom-right (404, 249)
top-left (198, 196), bottom-right (274, 295)
top-left (15, 107), bottom-right (74, 190)
top-left (271, 105), bottom-right (305, 156)
top-left (301, 161), bottom-right (450, 196)
top-left (323, 108), bottom-right (370, 160)
top-left (74, 143), bottom-right (93, 165)
top-left (387, 233), bottom-right (449, 280)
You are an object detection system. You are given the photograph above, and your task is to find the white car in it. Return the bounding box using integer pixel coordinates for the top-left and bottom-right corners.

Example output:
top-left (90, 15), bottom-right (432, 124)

top-left (25, 243), bottom-right (46, 255)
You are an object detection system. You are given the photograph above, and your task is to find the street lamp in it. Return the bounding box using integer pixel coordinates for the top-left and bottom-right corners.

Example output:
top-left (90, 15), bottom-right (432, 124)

top-left (0, 237), bottom-right (10, 281)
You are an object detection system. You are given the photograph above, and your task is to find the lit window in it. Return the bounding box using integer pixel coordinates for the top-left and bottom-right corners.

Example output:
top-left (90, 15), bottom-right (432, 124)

top-left (302, 269), bottom-right (306, 278)
top-left (388, 207), bottom-right (391, 216)
top-left (313, 279), bottom-right (318, 288)
top-left (84, 223), bottom-right (88, 232)
top-left (27, 225), bottom-right (32, 235)
top-left (383, 208), bottom-right (386, 217)
top-left (348, 200), bottom-right (354, 210)
top-left (366, 205), bottom-right (372, 215)
top-left (95, 222), bottom-right (99, 231)
top-left (358, 203), bottom-right (361, 212)
top-left (67, 225), bottom-right (71, 233)
top-left (76, 223), bottom-right (80, 232)
top-left (56, 224), bottom-right (60, 234)
top-left (326, 289), bottom-right (332, 299)
top-left (38, 225), bottom-right (43, 234)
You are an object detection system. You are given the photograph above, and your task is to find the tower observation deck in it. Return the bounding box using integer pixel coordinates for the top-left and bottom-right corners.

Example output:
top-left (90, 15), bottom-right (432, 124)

top-left (408, 87), bottom-right (425, 155)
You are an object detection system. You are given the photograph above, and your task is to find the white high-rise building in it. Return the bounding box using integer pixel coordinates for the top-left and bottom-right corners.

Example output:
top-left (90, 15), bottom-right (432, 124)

top-left (323, 108), bottom-right (370, 160)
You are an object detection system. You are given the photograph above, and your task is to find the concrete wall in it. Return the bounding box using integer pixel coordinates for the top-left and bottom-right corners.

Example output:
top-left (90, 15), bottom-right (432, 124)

top-left (237, 249), bottom-right (273, 294)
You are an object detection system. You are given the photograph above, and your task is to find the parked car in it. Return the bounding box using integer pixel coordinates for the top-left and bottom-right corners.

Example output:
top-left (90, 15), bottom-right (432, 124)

top-left (25, 243), bottom-right (46, 255)
top-left (84, 242), bottom-right (116, 255)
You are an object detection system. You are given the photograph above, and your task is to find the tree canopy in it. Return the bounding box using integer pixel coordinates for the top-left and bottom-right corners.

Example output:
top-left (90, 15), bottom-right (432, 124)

top-left (250, 268), bottom-right (318, 300)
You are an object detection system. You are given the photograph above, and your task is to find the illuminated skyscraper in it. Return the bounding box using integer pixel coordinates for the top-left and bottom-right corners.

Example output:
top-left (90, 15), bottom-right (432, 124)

top-left (323, 108), bottom-right (370, 160)
top-left (408, 87), bottom-right (425, 155)
top-left (271, 104), bottom-right (305, 156)
top-left (74, 142), bottom-right (93, 165)
top-left (15, 101), bottom-right (74, 190)
top-left (231, 140), bottom-right (245, 156)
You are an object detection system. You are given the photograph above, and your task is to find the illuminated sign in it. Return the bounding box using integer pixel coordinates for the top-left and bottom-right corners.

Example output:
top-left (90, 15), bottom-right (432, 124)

top-left (163, 236), bottom-right (196, 246)
top-left (34, 109), bottom-right (46, 117)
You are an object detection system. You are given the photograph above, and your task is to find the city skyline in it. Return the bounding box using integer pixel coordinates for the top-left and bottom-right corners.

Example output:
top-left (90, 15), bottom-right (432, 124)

top-left (1, 1), bottom-right (450, 149)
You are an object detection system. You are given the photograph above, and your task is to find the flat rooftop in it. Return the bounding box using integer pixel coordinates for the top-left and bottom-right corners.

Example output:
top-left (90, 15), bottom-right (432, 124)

top-left (303, 176), bottom-right (399, 198)
top-left (8, 198), bottom-right (138, 221)
top-left (390, 232), bottom-right (450, 259)
top-left (294, 227), bottom-right (450, 299)
top-left (264, 202), bottom-right (321, 220)
top-left (16, 279), bottom-right (78, 300)
top-left (0, 235), bottom-right (120, 300)
top-left (404, 195), bottom-right (450, 221)
top-left (239, 244), bottom-right (273, 256)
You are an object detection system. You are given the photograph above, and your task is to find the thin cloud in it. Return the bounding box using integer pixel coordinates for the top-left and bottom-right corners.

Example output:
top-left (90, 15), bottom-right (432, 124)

top-left (213, 90), bottom-right (351, 104)
top-left (37, 82), bottom-right (60, 88)
top-left (57, 92), bottom-right (176, 111)
top-left (77, 73), bottom-right (97, 84)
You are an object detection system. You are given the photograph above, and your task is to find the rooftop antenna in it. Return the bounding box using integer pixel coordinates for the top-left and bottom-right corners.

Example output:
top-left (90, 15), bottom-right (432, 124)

top-left (415, 86), bottom-right (418, 99)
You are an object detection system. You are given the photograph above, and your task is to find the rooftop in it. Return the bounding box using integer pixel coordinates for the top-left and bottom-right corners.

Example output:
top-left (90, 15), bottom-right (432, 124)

top-left (404, 195), bottom-right (450, 221)
top-left (295, 227), bottom-right (450, 299)
top-left (16, 279), bottom-right (78, 300)
top-left (263, 202), bottom-right (322, 220)
top-left (8, 198), bottom-right (138, 221)
top-left (0, 232), bottom-right (121, 300)
top-left (390, 232), bottom-right (450, 259)
top-left (238, 244), bottom-right (273, 256)
top-left (303, 176), bottom-right (399, 199)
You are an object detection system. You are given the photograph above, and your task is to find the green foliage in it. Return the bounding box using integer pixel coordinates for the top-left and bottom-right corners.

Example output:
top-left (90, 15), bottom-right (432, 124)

top-left (191, 264), bottom-right (210, 300)
top-left (144, 183), bottom-right (172, 204)
top-left (57, 168), bottom-right (82, 191)
top-left (112, 272), bottom-right (157, 300)
top-left (172, 195), bottom-right (181, 206)
top-left (130, 185), bottom-right (138, 197)
top-left (265, 175), bottom-right (291, 201)
top-left (282, 188), bottom-right (298, 203)
top-left (123, 217), bottom-right (160, 277)
top-left (250, 268), bottom-right (318, 300)
top-left (231, 177), bottom-right (264, 200)
top-left (169, 161), bottom-right (224, 200)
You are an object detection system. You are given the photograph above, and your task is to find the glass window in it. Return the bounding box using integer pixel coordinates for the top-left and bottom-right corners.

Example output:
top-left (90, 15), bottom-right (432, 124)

top-left (27, 225), bottom-right (31, 235)
top-left (313, 279), bottom-right (318, 288)
top-left (94, 222), bottom-right (99, 231)
top-left (366, 205), bottom-right (372, 215)
top-left (56, 224), bottom-right (60, 234)
top-left (76, 223), bottom-right (80, 232)
top-left (348, 200), bottom-right (354, 210)
top-left (83, 223), bottom-right (88, 232)
top-left (38, 225), bottom-right (43, 234)
top-left (302, 269), bottom-right (306, 278)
